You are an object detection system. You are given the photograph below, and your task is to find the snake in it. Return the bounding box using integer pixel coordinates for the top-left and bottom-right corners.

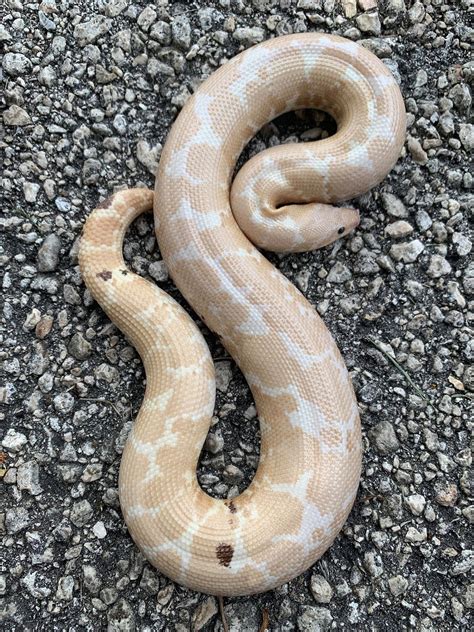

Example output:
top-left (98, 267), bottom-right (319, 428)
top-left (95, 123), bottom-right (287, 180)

top-left (79, 33), bottom-right (406, 596)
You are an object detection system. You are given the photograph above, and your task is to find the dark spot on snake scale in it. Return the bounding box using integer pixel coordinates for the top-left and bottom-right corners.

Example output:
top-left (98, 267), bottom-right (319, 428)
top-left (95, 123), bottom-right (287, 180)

top-left (226, 500), bottom-right (237, 514)
top-left (338, 226), bottom-right (345, 235)
top-left (96, 194), bottom-right (115, 209)
top-left (216, 543), bottom-right (234, 567)
top-left (97, 270), bottom-right (112, 281)
top-left (120, 269), bottom-right (129, 275)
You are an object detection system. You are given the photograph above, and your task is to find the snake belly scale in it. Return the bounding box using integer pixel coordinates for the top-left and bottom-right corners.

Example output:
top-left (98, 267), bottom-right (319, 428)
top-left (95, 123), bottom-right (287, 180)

top-left (79, 33), bottom-right (406, 596)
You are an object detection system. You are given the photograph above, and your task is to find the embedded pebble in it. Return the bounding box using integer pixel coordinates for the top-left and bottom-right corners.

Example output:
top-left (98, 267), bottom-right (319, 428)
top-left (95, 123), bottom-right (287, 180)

top-left (233, 27), bottom-right (265, 46)
top-left (17, 461), bottom-right (43, 495)
top-left (192, 597), bottom-right (218, 631)
top-left (381, 193), bottom-right (408, 218)
top-left (310, 574), bottom-right (333, 603)
top-left (68, 333), bottom-right (92, 360)
top-left (107, 599), bottom-right (135, 631)
top-left (6, 507), bottom-right (30, 534)
top-left (427, 255), bottom-right (452, 278)
top-left (2, 52), bottom-right (31, 76)
top-left (298, 606), bottom-right (333, 632)
top-left (385, 220), bottom-right (413, 238)
top-left (3, 104), bottom-right (31, 126)
top-left (73, 15), bottom-right (112, 46)
top-left (390, 239), bottom-right (424, 263)
top-left (356, 12), bottom-right (381, 36)
top-left (148, 260), bottom-right (169, 282)
top-left (405, 494), bottom-right (426, 516)
top-left (327, 262), bottom-right (352, 283)
top-left (70, 500), bottom-right (93, 528)
top-left (388, 575), bottom-right (409, 596)
top-left (369, 420), bottom-right (399, 454)
top-left (2, 429), bottom-right (28, 452)
top-left (407, 136), bottom-right (428, 164)
top-left (37, 234), bottom-right (61, 272)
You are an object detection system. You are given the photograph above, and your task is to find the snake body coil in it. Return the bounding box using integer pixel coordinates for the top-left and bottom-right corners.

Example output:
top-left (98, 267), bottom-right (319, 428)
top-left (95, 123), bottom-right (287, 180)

top-left (79, 34), bottom-right (406, 596)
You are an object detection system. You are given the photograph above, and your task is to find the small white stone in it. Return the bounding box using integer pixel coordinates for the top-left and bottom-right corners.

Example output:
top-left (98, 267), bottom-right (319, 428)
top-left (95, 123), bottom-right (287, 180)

top-left (23, 182), bottom-right (40, 203)
top-left (2, 429), bottom-right (28, 452)
top-left (385, 220), bottom-right (414, 238)
top-left (427, 255), bottom-right (452, 278)
top-left (311, 574), bottom-right (333, 603)
top-left (390, 239), bottom-right (424, 263)
top-left (149, 260), bottom-right (169, 282)
top-left (17, 461), bottom-right (43, 495)
top-left (406, 526), bottom-right (427, 543)
top-left (405, 494), bottom-right (426, 516)
top-left (388, 574), bottom-right (409, 596)
top-left (92, 521), bottom-right (107, 539)
top-left (215, 361), bottom-right (232, 392)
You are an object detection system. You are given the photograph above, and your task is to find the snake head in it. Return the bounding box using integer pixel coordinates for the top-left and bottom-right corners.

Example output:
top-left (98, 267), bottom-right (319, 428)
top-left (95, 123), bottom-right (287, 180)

top-left (271, 203), bottom-right (360, 252)
top-left (318, 205), bottom-right (360, 248)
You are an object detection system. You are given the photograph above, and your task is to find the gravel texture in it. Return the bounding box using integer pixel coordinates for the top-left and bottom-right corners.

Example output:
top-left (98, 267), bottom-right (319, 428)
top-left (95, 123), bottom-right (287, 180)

top-left (1, 0), bottom-right (473, 630)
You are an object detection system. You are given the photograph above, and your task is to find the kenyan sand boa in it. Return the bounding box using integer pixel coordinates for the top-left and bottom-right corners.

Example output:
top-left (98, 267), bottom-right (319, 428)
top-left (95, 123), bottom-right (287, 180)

top-left (79, 33), bottom-right (406, 596)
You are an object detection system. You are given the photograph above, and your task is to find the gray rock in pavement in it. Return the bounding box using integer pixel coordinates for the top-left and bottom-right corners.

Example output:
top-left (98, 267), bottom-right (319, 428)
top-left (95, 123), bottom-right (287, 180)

top-left (68, 332), bottom-right (92, 360)
top-left (70, 500), bottom-right (93, 528)
top-left (298, 606), bottom-right (333, 631)
top-left (310, 574), bottom-right (333, 603)
top-left (73, 15), bottom-right (112, 46)
top-left (388, 575), bottom-right (409, 596)
top-left (369, 420), bottom-right (400, 454)
top-left (381, 192), bottom-right (408, 218)
top-left (427, 254), bottom-right (452, 278)
top-left (37, 234), bottom-right (61, 272)
top-left (107, 599), bottom-right (136, 632)
top-left (3, 104), bottom-right (31, 126)
top-left (6, 507), bottom-right (30, 534)
top-left (2, 52), bottom-right (32, 76)
top-left (327, 262), bottom-right (352, 283)
top-left (233, 27), bottom-right (265, 46)
top-left (459, 124), bottom-right (474, 151)
top-left (390, 239), bottom-right (424, 263)
top-left (17, 461), bottom-right (43, 495)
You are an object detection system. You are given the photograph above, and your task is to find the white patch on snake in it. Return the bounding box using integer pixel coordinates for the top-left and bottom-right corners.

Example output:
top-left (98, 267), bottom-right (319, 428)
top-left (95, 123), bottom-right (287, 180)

top-left (141, 388), bottom-right (174, 413)
top-left (270, 471), bottom-right (332, 554)
top-left (164, 94), bottom-right (223, 183)
top-left (277, 332), bottom-right (336, 369)
top-left (373, 113), bottom-right (397, 141)
top-left (345, 144), bottom-right (374, 171)
top-left (191, 93), bottom-right (222, 147)
top-left (165, 144), bottom-right (204, 184)
top-left (237, 305), bottom-right (269, 336)
top-left (317, 35), bottom-right (359, 58)
top-left (229, 47), bottom-right (275, 104)
top-left (125, 505), bottom-right (161, 520)
top-left (173, 199), bottom-right (223, 232)
top-left (369, 73), bottom-right (398, 94)
top-left (344, 66), bottom-right (360, 84)
top-left (288, 394), bottom-right (358, 454)
top-left (143, 502), bottom-right (221, 581)
top-left (166, 360), bottom-right (208, 378)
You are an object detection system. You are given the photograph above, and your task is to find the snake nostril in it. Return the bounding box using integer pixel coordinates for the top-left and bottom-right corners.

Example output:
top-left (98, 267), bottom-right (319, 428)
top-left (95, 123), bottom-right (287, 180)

top-left (338, 226), bottom-right (345, 235)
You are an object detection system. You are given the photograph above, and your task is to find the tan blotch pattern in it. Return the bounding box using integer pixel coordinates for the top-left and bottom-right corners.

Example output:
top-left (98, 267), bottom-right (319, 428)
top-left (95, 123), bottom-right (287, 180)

top-left (79, 34), bottom-right (406, 596)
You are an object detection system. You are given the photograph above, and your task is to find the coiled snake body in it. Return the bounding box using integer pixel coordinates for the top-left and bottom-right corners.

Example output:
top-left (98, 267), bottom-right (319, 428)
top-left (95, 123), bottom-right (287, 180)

top-left (79, 34), bottom-right (406, 596)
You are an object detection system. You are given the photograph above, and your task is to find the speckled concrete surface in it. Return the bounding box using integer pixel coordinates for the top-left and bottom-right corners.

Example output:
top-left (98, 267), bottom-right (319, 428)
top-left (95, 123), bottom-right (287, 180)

top-left (1, 1), bottom-right (473, 630)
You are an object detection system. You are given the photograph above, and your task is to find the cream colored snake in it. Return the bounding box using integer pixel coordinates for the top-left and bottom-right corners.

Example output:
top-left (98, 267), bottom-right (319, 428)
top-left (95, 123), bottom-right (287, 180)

top-left (79, 33), bottom-right (406, 596)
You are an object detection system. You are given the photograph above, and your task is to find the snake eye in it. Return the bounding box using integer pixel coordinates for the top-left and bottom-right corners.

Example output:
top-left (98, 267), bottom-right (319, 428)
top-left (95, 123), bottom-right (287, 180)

top-left (337, 226), bottom-right (345, 235)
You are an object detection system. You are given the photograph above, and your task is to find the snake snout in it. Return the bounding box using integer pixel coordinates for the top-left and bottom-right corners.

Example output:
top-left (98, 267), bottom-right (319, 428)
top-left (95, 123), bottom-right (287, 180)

top-left (338, 206), bottom-right (360, 236)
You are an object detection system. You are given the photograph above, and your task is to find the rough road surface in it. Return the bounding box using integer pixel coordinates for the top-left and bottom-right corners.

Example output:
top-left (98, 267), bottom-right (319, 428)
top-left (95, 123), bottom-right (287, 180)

top-left (1, 1), bottom-right (472, 631)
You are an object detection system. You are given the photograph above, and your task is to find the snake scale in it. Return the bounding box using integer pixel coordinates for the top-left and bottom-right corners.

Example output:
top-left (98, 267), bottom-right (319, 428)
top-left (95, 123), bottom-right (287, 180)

top-left (79, 33), bottom-right (406, 596)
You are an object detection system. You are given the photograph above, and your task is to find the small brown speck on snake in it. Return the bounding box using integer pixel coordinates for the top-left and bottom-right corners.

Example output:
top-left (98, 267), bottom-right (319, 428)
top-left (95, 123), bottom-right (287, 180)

top-left (79, 34), bottom-right (406, 596)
